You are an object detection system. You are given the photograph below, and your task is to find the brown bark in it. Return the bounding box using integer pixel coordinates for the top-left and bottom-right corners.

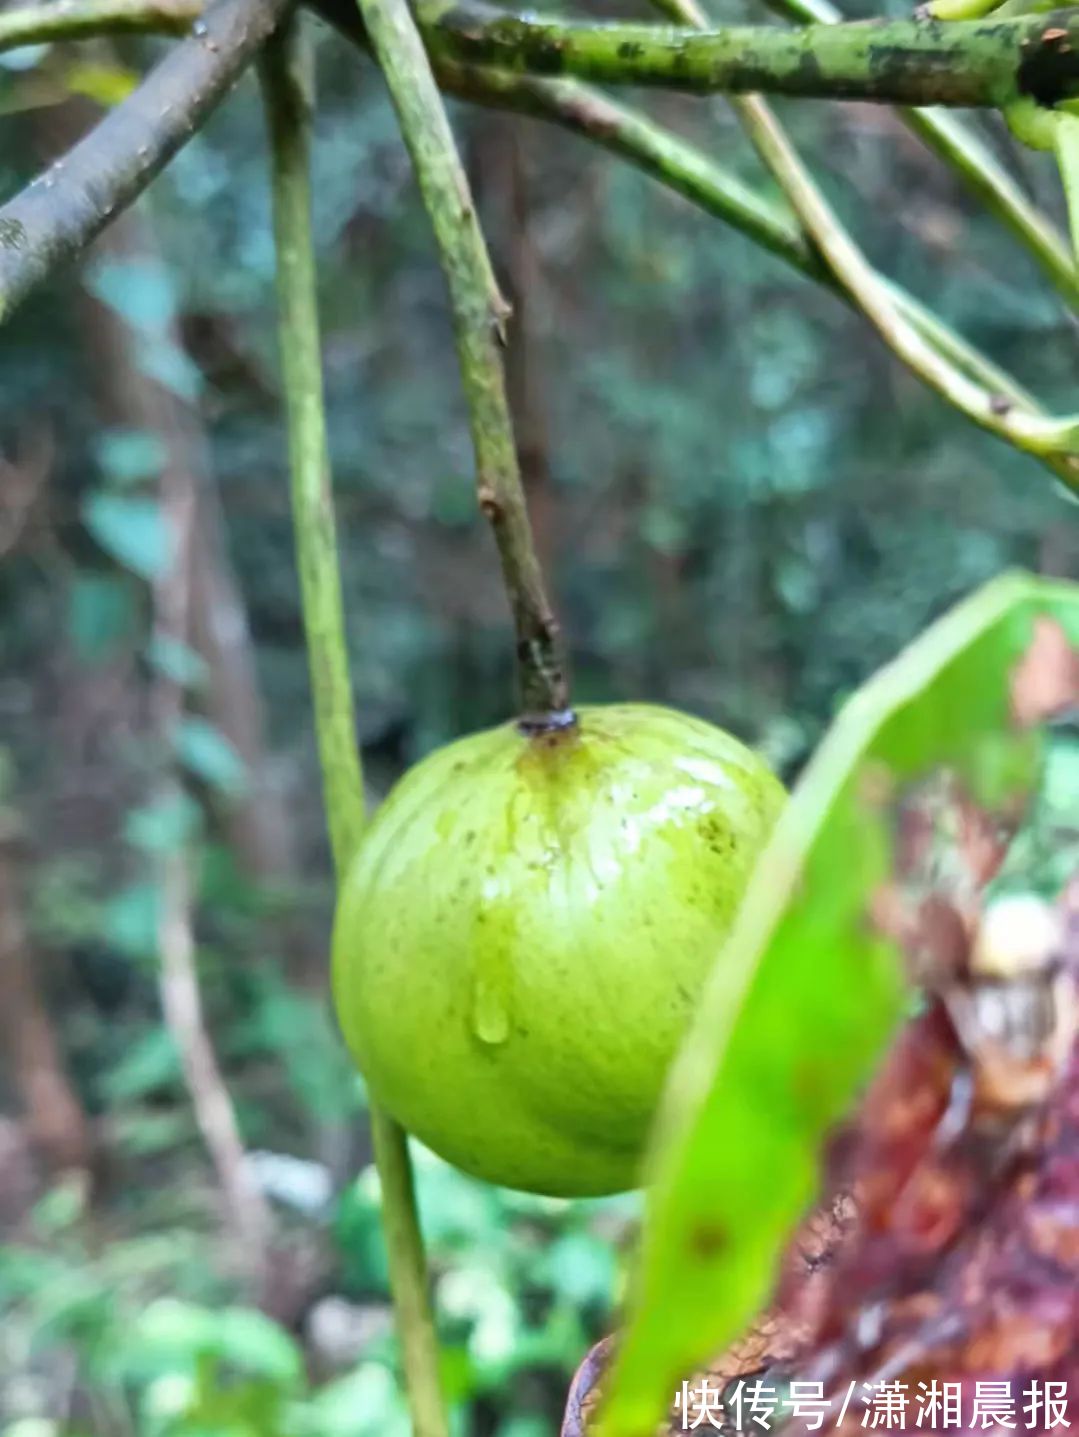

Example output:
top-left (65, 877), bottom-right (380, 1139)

top-left (0, 836), bottom-right (93, 1176)
top-left (38, 98), bottom-right (296, 900)
top-left (147, 326), bottom-right (273, 1286)
top-left (84, 221), bottom-right (295, 888)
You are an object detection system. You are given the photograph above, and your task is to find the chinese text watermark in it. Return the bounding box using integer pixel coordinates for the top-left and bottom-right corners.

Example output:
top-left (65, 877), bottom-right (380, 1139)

top-left (674, 1378), bottom-right (1072, 1431)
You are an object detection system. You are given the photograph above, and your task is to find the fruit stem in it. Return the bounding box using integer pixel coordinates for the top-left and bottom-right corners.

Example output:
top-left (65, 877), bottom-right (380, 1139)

top-left (354, 0), bottom-right (572, 730)
top-left (260, 26), bottom-right (449, 1437)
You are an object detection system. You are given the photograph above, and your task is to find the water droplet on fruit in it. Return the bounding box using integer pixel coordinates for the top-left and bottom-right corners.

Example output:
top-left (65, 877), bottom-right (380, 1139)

top-left (471, 971), bottom-right (510, 1045)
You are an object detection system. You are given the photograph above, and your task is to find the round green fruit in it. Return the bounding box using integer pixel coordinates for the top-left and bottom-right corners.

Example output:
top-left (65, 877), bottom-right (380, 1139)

top-left (332, 703), bottom-right (785, 1197)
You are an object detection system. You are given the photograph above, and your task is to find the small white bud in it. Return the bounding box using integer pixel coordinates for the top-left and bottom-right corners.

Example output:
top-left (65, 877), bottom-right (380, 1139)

top-left (971, 894), bottom-right (1062, 978)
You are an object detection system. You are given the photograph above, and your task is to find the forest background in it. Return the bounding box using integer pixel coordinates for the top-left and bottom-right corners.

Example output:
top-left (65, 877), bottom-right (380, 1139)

top-left (1, 4), bottom-right (1077, 1430)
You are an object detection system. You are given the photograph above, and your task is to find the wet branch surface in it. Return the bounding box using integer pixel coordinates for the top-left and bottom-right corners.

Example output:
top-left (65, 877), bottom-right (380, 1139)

top-left (386, 2), bottom-right (1079, 110)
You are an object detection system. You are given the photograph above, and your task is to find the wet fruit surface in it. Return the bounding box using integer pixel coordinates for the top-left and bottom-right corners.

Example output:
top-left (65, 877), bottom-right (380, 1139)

top-left (332, 703), bottom-right (785, 1196)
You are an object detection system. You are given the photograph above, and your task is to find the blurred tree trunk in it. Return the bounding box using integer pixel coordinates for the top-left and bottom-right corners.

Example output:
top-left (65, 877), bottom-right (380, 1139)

top-left (0, 834), bottom-right (93, 1177)
top-left (148, 367), bottom-right (273, 1288)
top-left (79, 217), bottom-right (296, 891)
top-left (37, 98), bottom-right (296, 899)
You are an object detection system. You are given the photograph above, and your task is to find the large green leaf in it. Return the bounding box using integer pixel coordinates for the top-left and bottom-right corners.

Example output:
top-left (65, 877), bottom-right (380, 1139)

top-left (600, 570), bottom-right (1079, 1437)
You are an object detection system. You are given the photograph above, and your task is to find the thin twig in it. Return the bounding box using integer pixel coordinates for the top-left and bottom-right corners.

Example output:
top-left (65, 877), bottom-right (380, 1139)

top-left (761, 0), bottom-right (1079, 308)
top-left (644, 0), bottom-right (1079, 488)
top-left (261, 28), bottom-right (365, 870)
top-left (149, 294), bottom-right (271, 1278)
top-left (260, 22), bottom-right (449, 1437)
top-left (742, 98), bottom-right (1079, 483)
top-left (357, 0), bottom-right (570, 724)
top-left (438, 64), bottom-right (824, 279)
top-left (443, 61), bottom-right (1075, 486)
top-left (0, 0), bottom-right (289, 323)
top-left (157, 837), bottom-right (272, 1273)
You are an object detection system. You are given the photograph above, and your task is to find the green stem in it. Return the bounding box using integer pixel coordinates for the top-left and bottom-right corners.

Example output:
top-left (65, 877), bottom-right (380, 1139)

top-left (437, 63), bottom-right (823, 278)
top-left (445, 61), bottom-right (1074, 486)
top-left (1053, 111), bottom-right (1079, 265)
top-left (421, 2), bottom-right (1079, 109)
top-left (742, 96), bottom-right (1079, 477)
top-left (646, 0), bottom-right (1079, 487)
top-left (648, 0), bottom-right (1061, 434)
top-left (0, 0), bottom-right (1065, 446)
top-left (11, 0), bottom-right (1079, 115)
top-left (260, 28), bottom-right (449, 1437)
top-left (761, 0), bottom-right (1079, 311)
top-left (0, 0), bottom-right (196, 45)
top-left (356, 0), bottom-right (570, 726)
top-left (262, 26), bottom-right (365, 872)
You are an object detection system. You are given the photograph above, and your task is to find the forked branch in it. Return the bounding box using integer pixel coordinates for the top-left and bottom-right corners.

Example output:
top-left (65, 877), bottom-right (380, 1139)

top-left (0, 0), bottom-right (289, 321)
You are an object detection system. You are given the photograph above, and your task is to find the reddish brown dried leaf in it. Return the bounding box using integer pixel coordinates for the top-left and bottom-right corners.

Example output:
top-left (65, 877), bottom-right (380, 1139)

top-left (1010, 618), bottom-right (1079, 728)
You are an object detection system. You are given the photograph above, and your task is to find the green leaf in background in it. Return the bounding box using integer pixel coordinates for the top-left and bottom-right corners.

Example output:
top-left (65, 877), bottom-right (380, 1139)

top-left (303, 1362), bottom-right (410, 1437)
top-left (124, 792), bottom-right (202, 855)
top-left (63, 59), bottom-right (139, 107)
top-left (100, 1026), bottom-right (182, 1105)
top-left (87, 258), bottom-right (178, 335)
top-left (123, 1300), bottom-right (303, 1386)
top-left (102, 881), bottom-right (162, 961)
top-left (147, 633), bottom-right (210, 689)
top-left (209, 1307), bottom-right (304, 1385)
top-left (67, 572), bottom-right (138, 660)
top-left (135, 335), bottom-right (204, 404)
top-left (94, 427), bottom-right (168, 486)
top-left (174, 718), bottom-right (247, 798)
top-left (82, 494), bottom-right (171, 582)
top-left (601, 570), bottom-right (1079, 1437)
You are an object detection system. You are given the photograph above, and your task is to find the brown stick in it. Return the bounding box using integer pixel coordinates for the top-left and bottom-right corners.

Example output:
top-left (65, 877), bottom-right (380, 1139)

top-left (0, 0), bottom-right (290, 322)
top-left (0, 836), bottom-right (93, 1176)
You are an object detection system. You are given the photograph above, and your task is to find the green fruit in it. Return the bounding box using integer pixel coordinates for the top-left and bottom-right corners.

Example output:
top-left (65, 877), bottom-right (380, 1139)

top-left (332, 703), bottom-right (785, 1197)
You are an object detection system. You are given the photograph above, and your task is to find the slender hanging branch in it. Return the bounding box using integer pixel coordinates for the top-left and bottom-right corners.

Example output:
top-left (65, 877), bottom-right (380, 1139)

top-left (0, 0), bottom-right (289, 323)
top-left (644, 0), bottom-right (1079, 487)
top-left (762, 0), bottom-right (1079, 308)
top-left (638, 0), bottom-right (1079, 490)
top-left (419, 2), bottom-right (1079, 109)
top-left (259, 23), bottom-right (450, 1437)
top-left (261, 29), bottom-right (365, 875)
top-left (436, 64), bottom-right (824, 279)
top-left (355, 0), bottom-right (571, 725)
top-left (743, 98), bottom-right (1079, 483)
top-left (439, 65), bottom-right (1079, 489)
